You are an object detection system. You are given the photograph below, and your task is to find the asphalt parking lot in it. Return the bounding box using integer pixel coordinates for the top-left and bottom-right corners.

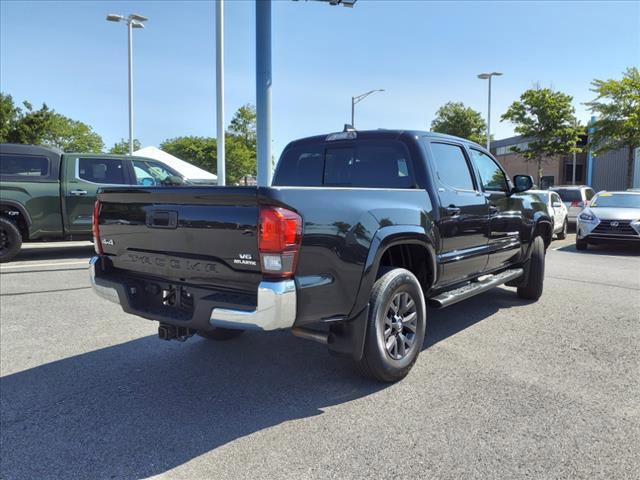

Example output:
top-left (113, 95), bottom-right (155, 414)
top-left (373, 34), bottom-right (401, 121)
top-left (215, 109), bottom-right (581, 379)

top-left (1, 236), bottom-right (639, 479)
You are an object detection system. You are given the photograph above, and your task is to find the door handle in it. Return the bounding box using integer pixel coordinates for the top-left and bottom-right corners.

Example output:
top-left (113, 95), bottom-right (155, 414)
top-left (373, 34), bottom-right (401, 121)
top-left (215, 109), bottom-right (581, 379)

top-left (70, 190), bottom-right (88, 196)
top-left (489, 205), bottom-right (499, 215)
top-left (446, 206), bottom-right (461, 217)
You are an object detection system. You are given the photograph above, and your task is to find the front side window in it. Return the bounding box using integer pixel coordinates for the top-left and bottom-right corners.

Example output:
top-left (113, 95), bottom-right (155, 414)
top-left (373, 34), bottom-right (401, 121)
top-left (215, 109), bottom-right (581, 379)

top-left (132, 160), bottom-right (176, 186)
top-left (429, 142), bottom-right (475, 191)
top-left (469, 149), bottom-right (508, 192)
top-left (585, 188), bottom-right (595, 201)
top-left (78, 158), bottom-right (125, 184)
top-left (0, 154), bottom-right (49, 177)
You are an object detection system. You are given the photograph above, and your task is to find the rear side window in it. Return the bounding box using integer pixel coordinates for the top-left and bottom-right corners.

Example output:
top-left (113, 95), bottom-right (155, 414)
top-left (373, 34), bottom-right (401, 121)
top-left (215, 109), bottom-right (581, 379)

top-left (0, 154), bottom-right (49, 177)
top-left (78, 158), bottom-right (125, 184)
top-left (552, 188), bottom-right (581, 202)
top-left (273, 141), bottom-right (415, 189)
top-left (429, 143), bottom-right (475, 191)
top-left (585, 189), bottom-right (595, 201)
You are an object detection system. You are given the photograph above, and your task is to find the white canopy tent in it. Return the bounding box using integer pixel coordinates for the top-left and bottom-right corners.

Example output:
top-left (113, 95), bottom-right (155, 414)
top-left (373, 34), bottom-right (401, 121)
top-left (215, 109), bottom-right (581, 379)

top-left (134, 146), bottom-right (217, 184)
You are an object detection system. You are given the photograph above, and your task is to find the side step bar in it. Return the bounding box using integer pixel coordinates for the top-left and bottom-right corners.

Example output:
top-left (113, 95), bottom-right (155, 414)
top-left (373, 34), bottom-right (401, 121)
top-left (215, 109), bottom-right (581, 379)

top-left (429, 268), bottom-right (524, 309)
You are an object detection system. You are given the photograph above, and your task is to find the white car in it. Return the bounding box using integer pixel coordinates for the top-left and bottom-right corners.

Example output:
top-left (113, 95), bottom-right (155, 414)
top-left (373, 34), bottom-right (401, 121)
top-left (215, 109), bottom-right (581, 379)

top-left (576, 191), bottom-right (640, 250)
top-left (529, 190), bottom-right (569, 240)
top-left (550, 185), bottom-right (596, 224)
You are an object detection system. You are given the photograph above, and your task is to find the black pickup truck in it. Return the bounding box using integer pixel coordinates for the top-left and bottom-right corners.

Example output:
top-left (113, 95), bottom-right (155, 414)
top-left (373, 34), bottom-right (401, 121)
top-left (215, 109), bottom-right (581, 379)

top-left (90, 130), bottom-right (551, 382)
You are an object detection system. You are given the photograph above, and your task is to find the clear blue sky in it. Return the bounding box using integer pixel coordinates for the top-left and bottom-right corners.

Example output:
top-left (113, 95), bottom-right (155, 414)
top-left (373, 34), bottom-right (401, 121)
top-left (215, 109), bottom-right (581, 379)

top-left (1, 0), bottom-right (638, 159)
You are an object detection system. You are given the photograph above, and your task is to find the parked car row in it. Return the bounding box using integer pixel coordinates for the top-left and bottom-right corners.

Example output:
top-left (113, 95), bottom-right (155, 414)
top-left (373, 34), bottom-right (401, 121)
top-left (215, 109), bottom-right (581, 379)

top-left (0, 144), bottom-right (189, 262)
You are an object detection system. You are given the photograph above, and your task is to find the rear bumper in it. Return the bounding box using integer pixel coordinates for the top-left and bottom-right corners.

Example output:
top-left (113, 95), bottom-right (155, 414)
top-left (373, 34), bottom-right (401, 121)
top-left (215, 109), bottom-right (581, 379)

top-left (89, 256), bottom-right (297, 331)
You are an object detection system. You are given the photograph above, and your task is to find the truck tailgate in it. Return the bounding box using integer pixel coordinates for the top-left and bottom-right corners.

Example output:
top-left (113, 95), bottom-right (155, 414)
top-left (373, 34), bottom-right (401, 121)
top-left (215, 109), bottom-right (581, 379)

top-left (96, 187), bottom-right (262, 291)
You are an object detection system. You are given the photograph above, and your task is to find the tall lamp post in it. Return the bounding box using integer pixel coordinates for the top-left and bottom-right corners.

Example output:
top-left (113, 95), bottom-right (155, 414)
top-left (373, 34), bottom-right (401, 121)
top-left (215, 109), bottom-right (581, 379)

top-left (255, 0), bottom-right (357, 187)
top-left (351, 89), bottom-right (384, 128)
top-left (477, 72), bottom-right (502, 151)
top-left (106, 13), bottom-right (148, 156)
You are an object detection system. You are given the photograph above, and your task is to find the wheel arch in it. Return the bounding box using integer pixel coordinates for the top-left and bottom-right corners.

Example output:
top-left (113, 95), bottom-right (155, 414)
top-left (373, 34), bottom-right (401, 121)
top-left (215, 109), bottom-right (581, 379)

top-left (0, 200), bottom-right (31, 240)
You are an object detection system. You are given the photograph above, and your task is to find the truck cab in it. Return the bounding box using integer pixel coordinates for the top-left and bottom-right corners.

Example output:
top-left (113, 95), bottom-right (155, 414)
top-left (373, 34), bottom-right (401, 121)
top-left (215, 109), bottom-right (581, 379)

top-left (0, 143), bottom-right (185, 262)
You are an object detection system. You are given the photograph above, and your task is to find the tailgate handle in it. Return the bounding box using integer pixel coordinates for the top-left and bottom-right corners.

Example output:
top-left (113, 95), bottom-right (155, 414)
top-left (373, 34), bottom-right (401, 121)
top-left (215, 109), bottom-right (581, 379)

top-left (146, 210), bottom-right (178, 229)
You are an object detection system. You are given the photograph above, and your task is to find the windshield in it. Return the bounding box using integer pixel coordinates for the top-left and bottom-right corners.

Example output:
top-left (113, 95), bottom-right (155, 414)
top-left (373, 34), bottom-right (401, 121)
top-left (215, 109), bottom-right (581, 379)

top-left (551, 188), bottom-right (582, 202)
top-left (590, 193), bottom-right (640, 208)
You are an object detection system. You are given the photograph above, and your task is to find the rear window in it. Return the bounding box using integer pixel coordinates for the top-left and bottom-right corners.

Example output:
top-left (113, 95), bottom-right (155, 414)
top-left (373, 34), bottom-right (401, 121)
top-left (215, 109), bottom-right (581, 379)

top-left (273, 141), bottom-right (415, 189)
top-left (552, 188), bottom-right (582, 202)
top-left (0, 153), bottom-right (49, 177)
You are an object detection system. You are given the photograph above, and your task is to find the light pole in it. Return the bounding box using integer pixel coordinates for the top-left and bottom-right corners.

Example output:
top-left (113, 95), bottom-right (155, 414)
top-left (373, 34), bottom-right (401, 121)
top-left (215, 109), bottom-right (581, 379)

top-left (477, 72), bottom-right (502, 151)
top-left (255, 0), bottom-right (357, 187)
top-left (106, 13), bottom-right (148, 156)
top-left (351, 89), bottom-right (384, 128)
top-left (216, 1), bottom-right (225, 185)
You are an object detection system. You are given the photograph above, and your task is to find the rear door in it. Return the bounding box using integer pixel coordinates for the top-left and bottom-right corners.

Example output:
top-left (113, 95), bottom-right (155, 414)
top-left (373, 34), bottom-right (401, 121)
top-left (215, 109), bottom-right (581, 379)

top-left (468, 148), bottom-right (522, 272)
top-left (62, 155), bottom-right (132, 235)
top-left (425, 141), bottom-right (489, 285)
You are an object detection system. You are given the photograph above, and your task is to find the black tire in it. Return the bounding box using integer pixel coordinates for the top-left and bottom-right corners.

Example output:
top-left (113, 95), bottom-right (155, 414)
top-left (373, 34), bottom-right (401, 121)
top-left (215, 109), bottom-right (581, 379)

top-left (0, 217), bottom-right (22, 263)
top-left (517, 236), bottom-right (545, 300)
top-left (355, 268), bottom-right (426, 382)
top-left (198, 328), bottom-right (245, 341)
top-left (575, 237), bottom-right (588, 251)
top-left (557, 219), bottom-right (568, 240)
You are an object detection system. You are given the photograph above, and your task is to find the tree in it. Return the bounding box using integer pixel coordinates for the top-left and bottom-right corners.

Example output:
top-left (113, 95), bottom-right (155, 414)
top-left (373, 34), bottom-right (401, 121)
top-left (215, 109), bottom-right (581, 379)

top-left (160, 104), bottom-right (257, 185)
top-left (0, 94), bottom-right (104, 152)
top-left (501, 88), bottom-right (581, 185)
top-left (431, 102), bottom-right (487, 145)
top-left (160, 136), bottom-right (217, 171)
top-left (109, 138), bottom-right (142, 154)
top-left (585, 67), bottom-right (640, 189)
top-left (0, 93), bottom-right (21, 142)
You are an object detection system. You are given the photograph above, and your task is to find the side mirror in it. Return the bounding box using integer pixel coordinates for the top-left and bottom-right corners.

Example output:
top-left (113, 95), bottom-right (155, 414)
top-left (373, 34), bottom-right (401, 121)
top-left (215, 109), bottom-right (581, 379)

top-left (552, 201), bottom-right (562, 208)
top-left (163, 175), bottom-right (184, 186)
top-left (512, 174), bottom-right (534, 193)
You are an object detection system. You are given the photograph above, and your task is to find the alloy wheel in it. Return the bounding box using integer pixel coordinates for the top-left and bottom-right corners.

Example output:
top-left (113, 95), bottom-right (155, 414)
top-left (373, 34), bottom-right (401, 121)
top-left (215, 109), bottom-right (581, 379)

top-left (383, 291), bottom-right (418, 360)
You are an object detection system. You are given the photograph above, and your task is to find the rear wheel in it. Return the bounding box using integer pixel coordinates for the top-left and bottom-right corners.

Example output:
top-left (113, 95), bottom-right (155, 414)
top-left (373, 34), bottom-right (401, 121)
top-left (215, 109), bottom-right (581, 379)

top-left (517, 236), bottom-right (545, 300)
top-left (198, 328), bottom-right (245, 341)
top-left (0, 217), bottom-right (22, 263)
top-left (557, 218), bottom-right (568, 240)
top-left (355, 268), bottom-right (426, 382)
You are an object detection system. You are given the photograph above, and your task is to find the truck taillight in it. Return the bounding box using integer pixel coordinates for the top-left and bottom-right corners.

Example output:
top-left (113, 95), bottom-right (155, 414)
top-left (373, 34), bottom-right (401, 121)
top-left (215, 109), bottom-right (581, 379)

top-left (258, 206), bottom-right (302, 278)
top-left (92, 200), bottom-right (103, 255)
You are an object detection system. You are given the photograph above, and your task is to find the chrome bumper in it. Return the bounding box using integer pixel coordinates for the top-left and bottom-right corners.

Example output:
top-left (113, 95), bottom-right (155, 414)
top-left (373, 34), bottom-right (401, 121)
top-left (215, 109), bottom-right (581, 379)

top-left (89, 256), bottom-right (297, 331)
top-left (209, 280), bottom-right (296, 331)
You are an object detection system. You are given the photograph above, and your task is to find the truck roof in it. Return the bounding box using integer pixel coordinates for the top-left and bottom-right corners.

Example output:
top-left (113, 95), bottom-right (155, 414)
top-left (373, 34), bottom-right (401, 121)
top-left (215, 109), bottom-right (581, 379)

top-left (0, 143), bottom-right (64, 157)
top-left (284, 129), bottom-right (485, 150)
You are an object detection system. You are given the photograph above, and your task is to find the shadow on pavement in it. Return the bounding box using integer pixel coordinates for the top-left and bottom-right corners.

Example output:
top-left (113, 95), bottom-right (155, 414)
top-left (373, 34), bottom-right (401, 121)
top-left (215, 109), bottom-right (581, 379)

top-left (554, 242), bottom-right (640, 256)
top-left (0, 286), bottom-right (530, 479)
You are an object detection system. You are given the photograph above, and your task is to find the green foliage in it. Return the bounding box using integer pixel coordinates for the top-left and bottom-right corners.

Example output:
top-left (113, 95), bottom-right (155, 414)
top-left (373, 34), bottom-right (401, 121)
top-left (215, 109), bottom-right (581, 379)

top-left (585, 67), bottom-right (640, 188)
top-left (109, 138), bottom-right (142, 154)
top-left (431, 102), bottom-right (487, 145)
top-left (160, 105), bottom-right (256, 185)
top-left (501, 88), bottom-right (581, 184)
top-left (0, 93), bottom-right (21, 142)
top-left (0, 93), bottom-right (104, 152)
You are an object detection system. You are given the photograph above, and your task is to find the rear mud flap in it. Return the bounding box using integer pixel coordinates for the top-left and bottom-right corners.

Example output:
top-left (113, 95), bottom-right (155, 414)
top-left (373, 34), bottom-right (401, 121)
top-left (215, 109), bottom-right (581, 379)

top-left (327, 305), bottom-right (369, 361)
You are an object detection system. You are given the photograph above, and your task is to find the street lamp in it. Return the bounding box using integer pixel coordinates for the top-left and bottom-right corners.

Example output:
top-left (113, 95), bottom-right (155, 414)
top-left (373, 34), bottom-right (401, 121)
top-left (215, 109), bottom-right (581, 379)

top-left (477, 71), bottom-right (502, 151)
top-left (256, 0), bottom-right (358, 187)
top-left (351, 89), bottom-right (384, 128)
top-left (106, 13), bottom-right (148, 156)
